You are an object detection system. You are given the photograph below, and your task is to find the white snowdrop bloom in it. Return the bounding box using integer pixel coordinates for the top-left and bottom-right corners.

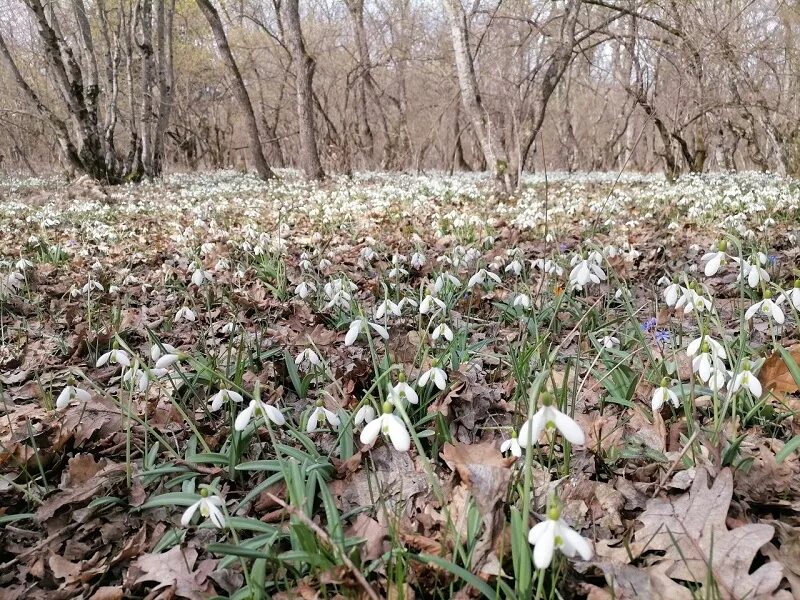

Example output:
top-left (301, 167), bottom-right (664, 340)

top-left (318, 258), bottom-right (332, 270)
top-left (299, 255), bottom-right (313, 271)
top-left (737, 259), bottom-right (770, 289)
top-left (388, 380), bottom-right (419, 405)
top-left (418, 365), bottom-right (447, 390)
top-left (234, 397), bottom-right (285, 431)
top-left (209, 389), bottom-right (244, 411)
top-left (200, 242), bottom-right (215, 256)
top-left (354, 404), bottom-right (376, 426)
top-left (587, 250), bottom-right (604, 265)
top-left (500, 434), bottom-right (522, 458)
top-left (359, 403), bottom-right (411, 452)
top-left (528, 505), bottom-right (592, 569)
top-left (518, 392), bottom-right (585, 446)
top-left (663, 282), bottom-right (684, 307)
top-left (307, 400), bottom-right (340, 432)
top-left (151, 343), bottom-right (179, 362)
top-left (175, 306), bottom-right (196, 322)
top-left (745, 294), bottom-right (785, 325)
top-left (513, 294), bottom-right (531, 309)
top-left (295, 348), bottom-right (321, 369)
top-left (15, 258), bottom-right (33, 271)
top-left (345, 319), bottom-right (389, 346)
top-left (505, 259), bottom-right (523, 276)
top-left (375, 298), bottom-right (401, 319)
top-left (531, 259), bottom-right (563, 276)
top-left (601, 335), bottom-right (619, 349)
top-left (214, 258), bottom-right (230, 271)
top-left (398, 297), bottom-right (418, 311)
top-left (181, 492), bottom-right (226, 529)
top-left (652, 380), bottom-right (679, 411)
top-left (568, 259), bottom-right (606, 288)
top-left (155, 352), bottom-right (186, 370)
top-left (777, 282), bottom-right (800, 311)
top-left (675, 287), bottom-right (712, 314)
top-left (295, 281), bottom-right (316, 299)
top-left (691, 347), bottom-right (727, 385)
top-left (729, 364), bottom-right (762, 398)
top-left (220, 322), bottom-right (236, 335)
top-left (702, 244), bottom-right (730, 276)
top-left (56, 384), bottom-right (91, 410)
top-left (108, 285), bottom-right (120, 294)
top-left (324, 289), bottom-right (352, 310)
top-left (411, 251), bottom-right (426, 269)
top-left (96, 348), bottom-right (130, 368)
top-left (686, 336), bottom-right (726, 360)
top-left (431, 322), bottom-right (453, 342)
top-left (81, 279), bottom-right (104, 294)
top-left (434, 272), bottom-right (461, 293)
top-left (191, 268), bottom-right (212, 286)
top-left (468, 268), bottom-right (501, 289)
top-left (420, 294), bottom-right (446, 315)
top-left (360, 246), bottom-right (377, 263)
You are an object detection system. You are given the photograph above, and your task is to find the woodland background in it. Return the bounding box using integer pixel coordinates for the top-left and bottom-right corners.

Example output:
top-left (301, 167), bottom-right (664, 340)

top-left (1, 0), bottom-right (799, 187)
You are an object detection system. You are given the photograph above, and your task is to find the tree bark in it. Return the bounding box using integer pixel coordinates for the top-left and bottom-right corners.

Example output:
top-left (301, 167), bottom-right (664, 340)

top-left (281, 0), bottom-right (325, 180)
top-left (195, 0), bottom-right (274, 180)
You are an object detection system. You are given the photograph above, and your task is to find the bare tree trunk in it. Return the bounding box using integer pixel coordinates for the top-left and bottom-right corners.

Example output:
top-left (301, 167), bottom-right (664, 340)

top-left (195, 0), bottom-right (274, 180)
top-left (281, 0), bottom-right (325, 180)
top-left (153, 0), bottom-right (175, 174)
top-left (345, 0), bottom-right (374, 165)
top-left (441, 0), bottom-right (510, 192)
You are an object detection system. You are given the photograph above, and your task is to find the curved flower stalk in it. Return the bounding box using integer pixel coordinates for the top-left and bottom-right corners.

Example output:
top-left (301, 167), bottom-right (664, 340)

top-left (181, 489), bottom-right (226, 529)
top-left (519, 392), bottom-right (585, 447)
top-left (359, 402), bottom-right (411, 452)
top-left (528, 501), bottom-right (592, 569)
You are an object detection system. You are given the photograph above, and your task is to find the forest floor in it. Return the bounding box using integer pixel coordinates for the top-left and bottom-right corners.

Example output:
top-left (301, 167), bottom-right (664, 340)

top-left (1, 170), bottom-right (800, 600)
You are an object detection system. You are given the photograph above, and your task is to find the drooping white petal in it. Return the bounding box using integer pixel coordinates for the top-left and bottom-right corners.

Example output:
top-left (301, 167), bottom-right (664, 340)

top-left (553, 410), bottom-right (585, 445)
top-left (360, 415), bottom-right (383, 445)
top-left (234, 402), bottom-right (255, 431)
top-left (532, 521), bottom-right (556, 569)
top-left (384, 414), bottom-right (411, 451)
top-left (181, 500), bottom-right (201, 526)
top-left (559, 524), bottom-right (593, 560)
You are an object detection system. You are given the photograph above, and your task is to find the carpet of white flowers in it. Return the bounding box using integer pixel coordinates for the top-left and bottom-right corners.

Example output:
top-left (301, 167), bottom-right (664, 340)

top-left (2, 170), bottom-right (800, 599)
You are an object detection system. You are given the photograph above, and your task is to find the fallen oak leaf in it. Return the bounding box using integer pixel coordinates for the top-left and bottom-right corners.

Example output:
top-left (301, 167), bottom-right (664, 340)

top-left (129, 546), bottom-right (214, 600)
top-left (759, 344), bottom-right (800, 395)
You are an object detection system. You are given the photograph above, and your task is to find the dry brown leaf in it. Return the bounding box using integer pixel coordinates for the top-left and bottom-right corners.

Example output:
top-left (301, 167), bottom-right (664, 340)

top-left (346, 514), bottom-right (387, 561)
top-left (759, 344), bottom-right (800, 395)
top-left (635, 468), bottom-right (783, 599)
top-left (130, 546), bottom-right (214, 600)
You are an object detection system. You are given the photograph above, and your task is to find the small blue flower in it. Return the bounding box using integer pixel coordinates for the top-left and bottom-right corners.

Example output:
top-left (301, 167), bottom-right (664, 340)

top-left (655, 330), bottom-right (671, 343)
top-left (768, 255), bottom-right (778, 266)
top-left (641, 318), bottom-right (657, 332)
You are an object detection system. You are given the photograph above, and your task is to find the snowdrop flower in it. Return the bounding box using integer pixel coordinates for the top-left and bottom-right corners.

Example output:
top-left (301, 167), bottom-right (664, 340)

top-left (702, 242), bottom-right (729, 276)
top-left (519, 392), bottom-right (585, 446)
top-left (601, 335), bottom-right (619, 349)
top-left (686, 335), bottom-right (726, 360)
top-left (360, 246), bottom-right (377, 264)
top-left (209, 388), bottom-right (244, 411)
top-left (155, 351), bottom-right (187, 370)
top-left (307, 399), bottom-right (340, 432)
top-left (737, 259), bottom-right (770, 289)
top-left (388, 376), bottom-right (419, 405)
top-left (468, 268), bottom-right (501, 289)
top-left (234, 388), bottom-right (285, 431)
top-left (500, 433), bottom-right (522, 458)
top-left (175, 306), bottom-right (196, 322)
top-left (532, 258), bottom-right (563, 276)
top-left (345, 318), bottom-right (389, 346)
top-left (56, 382), bottom-right (91, 410)
top-left (181, 490), bottom-right (226, 529)
top-left (652, 378), bottom-right (679, 411)
top-left (354, 404), bottom-right (376, 426)
top-left (513, 293), bottom-right (531, 309)
top-left (398, 297), bottom-right (418, 311)
top-left (434, 272), bottom-right (460, 293)
top-left (96, 348), bottom-right (130, 368)
top-left (318, 258), bottom-right (332, 270)
top-left (568, 259), bottom-right (606, 288)
top-left (691, 342), bottom-right (727, 389)
top-left (375, 298), bottom-right (401, 319)
top-left (777, 281), bottom-right (800, 311)
top-left (745, 292), bottom-right (785, 325)
top-left (295, 281), bottom-right (316, 299)
top-left (411, 251), bottom-right (426, 269)
top-left (191, 268), bottom-right (212, 286)
top-left (505, 259), bottom-right (523, 276)
top-left (431, 322), bottom-right (453, 342)
top-left (299, 252), bottom-right (313, 271)
top-left (675, 286), bottom-right (712, 314)
top-left (359, 402), bottom-right (411, 452)
top-left (420, 294), bottom-right (446, 315)
top-left (151, 343), bottom-right (179, 362)
top-left (81, 279), bottom-right (104, 294)
top-left (729, 362), bottom-right (762, 398)
top-left (220, 322), bottom-right (236, 335)
top-left (15, 258), bottom-right (33, 271)
top-left (528, 502), bottom-right (592, 569)
top-left (662, 280), bottom-right (683, 307)
top-left (295, 348), bottom-right (321, 369)
top-left (418, 364), bottom-right (447, 390)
